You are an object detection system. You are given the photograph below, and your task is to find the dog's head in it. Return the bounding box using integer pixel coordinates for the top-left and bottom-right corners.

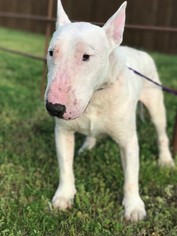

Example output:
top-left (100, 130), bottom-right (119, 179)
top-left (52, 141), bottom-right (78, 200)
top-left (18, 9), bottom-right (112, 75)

top-left (45, 0), bottom-right (127, 120)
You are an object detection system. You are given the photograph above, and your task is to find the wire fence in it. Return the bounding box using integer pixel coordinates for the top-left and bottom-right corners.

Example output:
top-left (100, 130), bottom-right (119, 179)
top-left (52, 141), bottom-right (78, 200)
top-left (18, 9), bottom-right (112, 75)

top-left (0, 0), bottom-right (177, 95)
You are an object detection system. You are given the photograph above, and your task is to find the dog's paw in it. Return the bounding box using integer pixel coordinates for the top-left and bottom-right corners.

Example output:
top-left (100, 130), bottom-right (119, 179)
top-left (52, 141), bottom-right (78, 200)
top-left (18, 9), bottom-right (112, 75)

top-left (52, 186), bottom-right (76, 210)
top-left (158, 158), bottom-right (175, 168)
top-left (123, 197), bottom-right (146, 222)
top-left (78, 136), bottom-right (96, 154)
top-left (158, 152), bottom-right (175, 168)
top-left (52, 195), bottom-right (74, 210)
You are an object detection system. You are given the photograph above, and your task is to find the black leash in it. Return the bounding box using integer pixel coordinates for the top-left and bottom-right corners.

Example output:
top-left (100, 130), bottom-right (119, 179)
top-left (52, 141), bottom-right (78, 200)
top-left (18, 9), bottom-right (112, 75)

top-left (127, 66), bottom-right (177, 97)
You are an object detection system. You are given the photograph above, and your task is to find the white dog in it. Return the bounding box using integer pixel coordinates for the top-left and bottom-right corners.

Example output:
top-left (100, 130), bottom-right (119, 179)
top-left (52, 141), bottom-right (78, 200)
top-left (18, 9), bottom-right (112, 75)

top-left (45, 0), bottom-right (174, 222)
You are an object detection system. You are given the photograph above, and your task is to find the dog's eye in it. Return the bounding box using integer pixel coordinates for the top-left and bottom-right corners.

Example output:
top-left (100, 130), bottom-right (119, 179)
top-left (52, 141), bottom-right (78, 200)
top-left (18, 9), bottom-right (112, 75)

top-left (49, 50), bottom-right (53, 57)
top-left (82, 54), bottom-right (90, 62)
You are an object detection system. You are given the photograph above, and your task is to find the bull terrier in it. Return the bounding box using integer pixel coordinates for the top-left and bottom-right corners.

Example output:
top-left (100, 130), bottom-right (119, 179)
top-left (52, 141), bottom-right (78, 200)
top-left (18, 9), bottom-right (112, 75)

top-left (45, 0), bottom-right (174, 222)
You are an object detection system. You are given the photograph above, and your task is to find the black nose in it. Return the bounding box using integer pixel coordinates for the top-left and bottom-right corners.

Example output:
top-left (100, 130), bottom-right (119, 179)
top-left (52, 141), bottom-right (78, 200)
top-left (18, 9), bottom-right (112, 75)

top-left (46, 101), bottom-right (66, 118)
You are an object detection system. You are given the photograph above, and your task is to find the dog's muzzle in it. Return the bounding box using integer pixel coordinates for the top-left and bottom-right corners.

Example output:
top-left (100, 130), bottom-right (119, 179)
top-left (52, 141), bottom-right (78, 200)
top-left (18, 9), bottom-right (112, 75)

top-left (46, 101), bottom-right (66, 118)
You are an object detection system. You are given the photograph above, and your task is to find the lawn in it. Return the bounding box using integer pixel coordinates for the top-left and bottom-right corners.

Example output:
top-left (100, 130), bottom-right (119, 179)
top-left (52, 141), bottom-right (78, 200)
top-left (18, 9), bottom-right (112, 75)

top-left (0, 27), bottom-right (177, 236)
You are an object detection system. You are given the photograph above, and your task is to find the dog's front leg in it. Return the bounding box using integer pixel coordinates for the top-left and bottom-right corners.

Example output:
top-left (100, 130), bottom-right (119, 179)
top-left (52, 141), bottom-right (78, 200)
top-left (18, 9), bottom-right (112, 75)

top-left (52, 123), bottom-right (76, 210)
top-left (120, 133), bottom-right (146, 222)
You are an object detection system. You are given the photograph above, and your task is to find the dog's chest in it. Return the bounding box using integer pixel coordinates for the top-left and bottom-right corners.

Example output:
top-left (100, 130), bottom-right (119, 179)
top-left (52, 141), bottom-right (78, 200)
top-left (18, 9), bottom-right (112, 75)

top-left (60, 85), bottom-right (124, 136)
top-left (70, 105), bottom-right (107, 136)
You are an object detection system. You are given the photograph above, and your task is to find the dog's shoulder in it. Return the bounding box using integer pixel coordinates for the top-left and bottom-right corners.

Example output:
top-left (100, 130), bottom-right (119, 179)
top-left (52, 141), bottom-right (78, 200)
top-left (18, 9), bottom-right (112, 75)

top-left (117, 46), bottom-right (156, 72)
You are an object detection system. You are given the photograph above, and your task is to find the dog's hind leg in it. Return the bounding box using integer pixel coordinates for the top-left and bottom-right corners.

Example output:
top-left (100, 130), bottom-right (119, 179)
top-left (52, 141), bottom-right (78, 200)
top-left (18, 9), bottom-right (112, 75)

top-left (140, 88), bottom-right (174, 167)
top-left (78, 136), bottom-right (96, 153)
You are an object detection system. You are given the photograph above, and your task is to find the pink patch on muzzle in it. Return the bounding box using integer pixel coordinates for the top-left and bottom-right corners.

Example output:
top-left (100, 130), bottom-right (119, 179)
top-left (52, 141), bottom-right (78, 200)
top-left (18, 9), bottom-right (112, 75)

top-left (46, 73), bottom-right (85, 120)
top-left (47, 74), bottom-right (67, 105)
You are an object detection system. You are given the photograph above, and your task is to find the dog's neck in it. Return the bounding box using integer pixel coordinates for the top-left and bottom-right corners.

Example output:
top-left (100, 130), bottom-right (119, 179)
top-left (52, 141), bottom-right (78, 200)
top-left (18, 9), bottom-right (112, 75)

top-left (98, 47), bottom-right (126, 90)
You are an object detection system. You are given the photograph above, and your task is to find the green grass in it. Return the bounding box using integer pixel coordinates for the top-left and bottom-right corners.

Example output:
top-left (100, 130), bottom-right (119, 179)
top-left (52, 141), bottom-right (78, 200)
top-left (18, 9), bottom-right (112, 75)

top-left (0, 27), bottom-right (177, 236)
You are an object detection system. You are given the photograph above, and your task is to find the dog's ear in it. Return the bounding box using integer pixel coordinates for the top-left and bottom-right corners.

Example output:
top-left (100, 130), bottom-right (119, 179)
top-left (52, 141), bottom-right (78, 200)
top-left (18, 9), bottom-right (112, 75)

top-left (103, 1), bottom-right (127, 46)
top-left (56, 0), bottom-right (71, 29)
